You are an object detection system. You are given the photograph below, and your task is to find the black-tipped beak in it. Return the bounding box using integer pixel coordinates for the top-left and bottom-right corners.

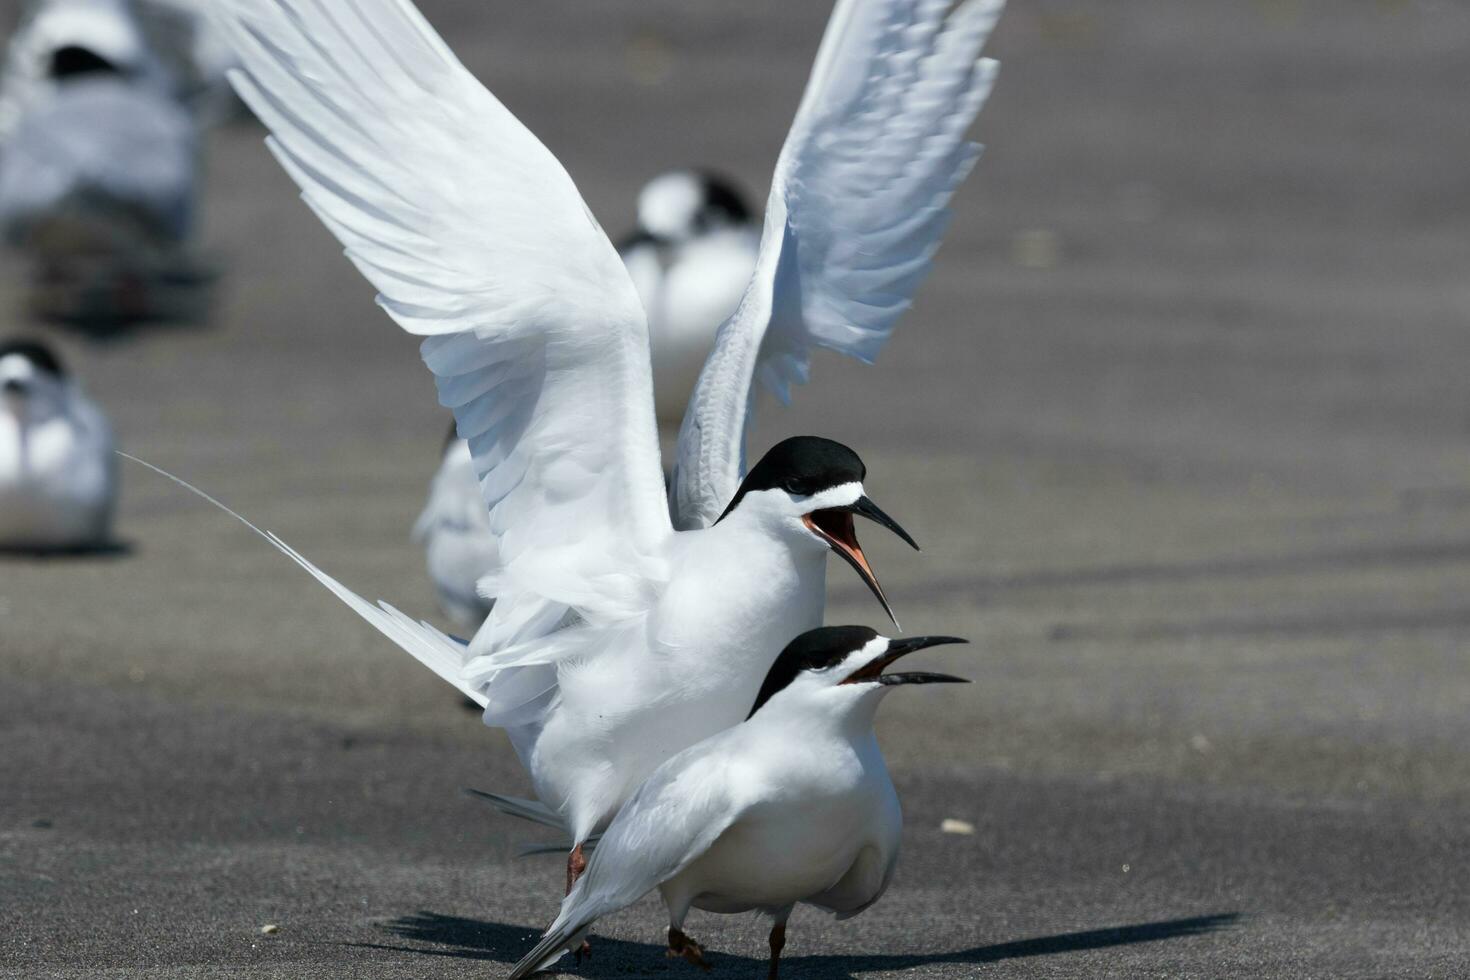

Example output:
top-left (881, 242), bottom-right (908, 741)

top-left (850, 495), bottom-right (919, 551)
top-left (803, 496), bottom-right (916, 629)
top-left (842, 635), bottom-right (969, 686)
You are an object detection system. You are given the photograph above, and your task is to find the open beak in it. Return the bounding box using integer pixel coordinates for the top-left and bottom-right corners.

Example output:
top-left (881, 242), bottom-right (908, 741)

top-left (802, 496), bottom-right (917, 628)
top-left (841, 635), bottom-right (969, 686)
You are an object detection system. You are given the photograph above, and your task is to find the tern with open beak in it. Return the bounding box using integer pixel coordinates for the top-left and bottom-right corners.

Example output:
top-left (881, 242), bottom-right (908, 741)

top-left (507, 627), bottom-right (969, 979)
top-left (206, 0), bottom-right (1003, 905)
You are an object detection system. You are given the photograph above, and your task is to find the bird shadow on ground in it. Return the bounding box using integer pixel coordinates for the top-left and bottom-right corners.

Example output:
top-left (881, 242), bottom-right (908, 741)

top-left (0, 540), bottom-right (133, 560)
top-left (352, 910), bottom-right (1240, 977)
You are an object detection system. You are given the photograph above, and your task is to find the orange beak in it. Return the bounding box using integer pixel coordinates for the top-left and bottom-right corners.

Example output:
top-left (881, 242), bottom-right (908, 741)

top-left (803, 496), bottom-right (916, 627)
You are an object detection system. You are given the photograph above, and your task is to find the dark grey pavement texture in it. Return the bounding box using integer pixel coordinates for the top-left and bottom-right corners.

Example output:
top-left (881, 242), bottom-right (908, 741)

top-left (3, 1), bottom-right (1470, 977)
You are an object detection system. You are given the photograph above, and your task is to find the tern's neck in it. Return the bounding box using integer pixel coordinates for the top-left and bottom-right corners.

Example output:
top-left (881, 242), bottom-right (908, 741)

top-left (751, 688), bottom-right (887, 747)
top-left (715, 501), bottom-right (821, 553)
top-left (702, 510), bottom-right (828, 591)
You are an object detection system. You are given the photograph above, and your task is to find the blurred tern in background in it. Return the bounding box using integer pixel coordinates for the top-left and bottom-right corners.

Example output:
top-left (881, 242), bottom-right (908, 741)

top-left (136, 0), bottom-right (246, 122)
top-left (211, 0), bottom-right (1001, 898)
top-left (414, 424), bottom-right (498, 629)
top-left (508, 627), bottom-right (969, 979)
top-left (0, 0), bottom-right (201, 324)
top-left (2, 0), bottom-right (244, 127)
top-left (0, 338), bottom-right (116, 551)
top-left (618, 169), bottom-right (759, 422)
top-left (0, 0), bottom-right (173, 141)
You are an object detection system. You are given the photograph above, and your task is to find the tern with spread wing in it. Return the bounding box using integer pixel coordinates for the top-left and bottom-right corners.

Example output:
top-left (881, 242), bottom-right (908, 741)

top-left (213, 0), bottom-right (1002, 899)
top-left (421, 169), bottom-right (759, 627)
top-left (508, 627), bottom-right (969, 979)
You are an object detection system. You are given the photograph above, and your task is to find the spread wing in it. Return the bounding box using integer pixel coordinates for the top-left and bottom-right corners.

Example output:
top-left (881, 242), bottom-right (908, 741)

top-left (219, 0), bottom-right (672, 652)
top-left (669, 0), bottom-right (1003, 529)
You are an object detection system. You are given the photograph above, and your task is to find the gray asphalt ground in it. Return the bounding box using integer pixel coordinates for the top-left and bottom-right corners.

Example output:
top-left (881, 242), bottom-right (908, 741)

top-left (3, 1), bottom-right (1470, 977)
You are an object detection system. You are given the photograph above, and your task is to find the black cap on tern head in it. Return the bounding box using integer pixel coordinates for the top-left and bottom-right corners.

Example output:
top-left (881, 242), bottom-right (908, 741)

top-left (0, 338), bottom-right (65, 379)
top-left (626, 169), bottom-right (753, 248)
top-left (50, 46), bottom-right (125, 81)
top-left (718, 436), bottom-right (917, 628)
top-left (716, 436), bottom-right (866, 523)
top-left (695, 170), bottom-right (753, 227)
top-left (747, 625), bottom-right (879, 718)
top-left (747, 628), bottom-right (969, 718)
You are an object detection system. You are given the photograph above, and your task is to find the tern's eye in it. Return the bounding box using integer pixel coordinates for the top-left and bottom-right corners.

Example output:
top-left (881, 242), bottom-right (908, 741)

top-left (783, 479), bottom-right (815, 497)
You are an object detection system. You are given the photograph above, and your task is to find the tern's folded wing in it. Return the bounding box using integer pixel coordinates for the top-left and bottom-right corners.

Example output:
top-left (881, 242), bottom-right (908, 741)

top-left (509, 737), bottom-right (758, 979)
top-left (669, 0), bottom-right (1003, 529)
top-left (219, 0), bottom-right (673, 651)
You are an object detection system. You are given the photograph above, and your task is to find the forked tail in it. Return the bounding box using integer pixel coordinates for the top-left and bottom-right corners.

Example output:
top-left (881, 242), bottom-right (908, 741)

top-left (117, 452), bottom-right (488, 708)
top-left (462, 787), bottom-right (603, 857)
top-left (463, 787), bottom-right (566, 831)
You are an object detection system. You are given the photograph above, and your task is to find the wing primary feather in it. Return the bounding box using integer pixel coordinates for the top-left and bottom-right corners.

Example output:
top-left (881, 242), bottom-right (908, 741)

top-left (224, 0), bottom-right (690, 692)
top-left (670, 0), bottom-right (1007, 529)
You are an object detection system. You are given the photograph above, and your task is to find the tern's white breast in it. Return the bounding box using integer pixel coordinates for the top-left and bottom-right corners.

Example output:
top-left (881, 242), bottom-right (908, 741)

top-left (0, 397), bottom-right (115, 548)
top-left (666, 727), bottom-right (901, 916)
top-left (529, 523), bottom-right (828, 839)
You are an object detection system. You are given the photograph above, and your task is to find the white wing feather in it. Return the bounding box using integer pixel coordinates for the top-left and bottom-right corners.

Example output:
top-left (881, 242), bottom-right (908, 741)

top-left (217, 0), bottom-right (672, 658)
top-left (670, 0), bottom-right (1004, 529)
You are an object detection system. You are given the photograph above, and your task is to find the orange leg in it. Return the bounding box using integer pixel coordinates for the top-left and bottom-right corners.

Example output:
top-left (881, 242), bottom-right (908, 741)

top-left (767, 921), bottom-right (786, 980)
top-left (565, 843), bottom-right (588, 894)
top-left (566, 844), bottom-right (591, 962)
top-left (667, 926), bottom-right (713, 971)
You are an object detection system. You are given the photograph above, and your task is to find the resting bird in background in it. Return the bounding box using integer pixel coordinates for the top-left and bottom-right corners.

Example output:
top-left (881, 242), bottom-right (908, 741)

top-left (0, 0), bottom-right (174, 141)
top-left (0, 0), bottom-right (199, 322)
top-left (0, 338), bottom-right (117, 551)
top-left (208, 0), bottom-right (1002, 903)
top-left (508, 627), bottom-right (969, 980)
top-left (618, 170), bottom-right (760, 423)
top-left (413, 425), bottom-right (498, 629)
